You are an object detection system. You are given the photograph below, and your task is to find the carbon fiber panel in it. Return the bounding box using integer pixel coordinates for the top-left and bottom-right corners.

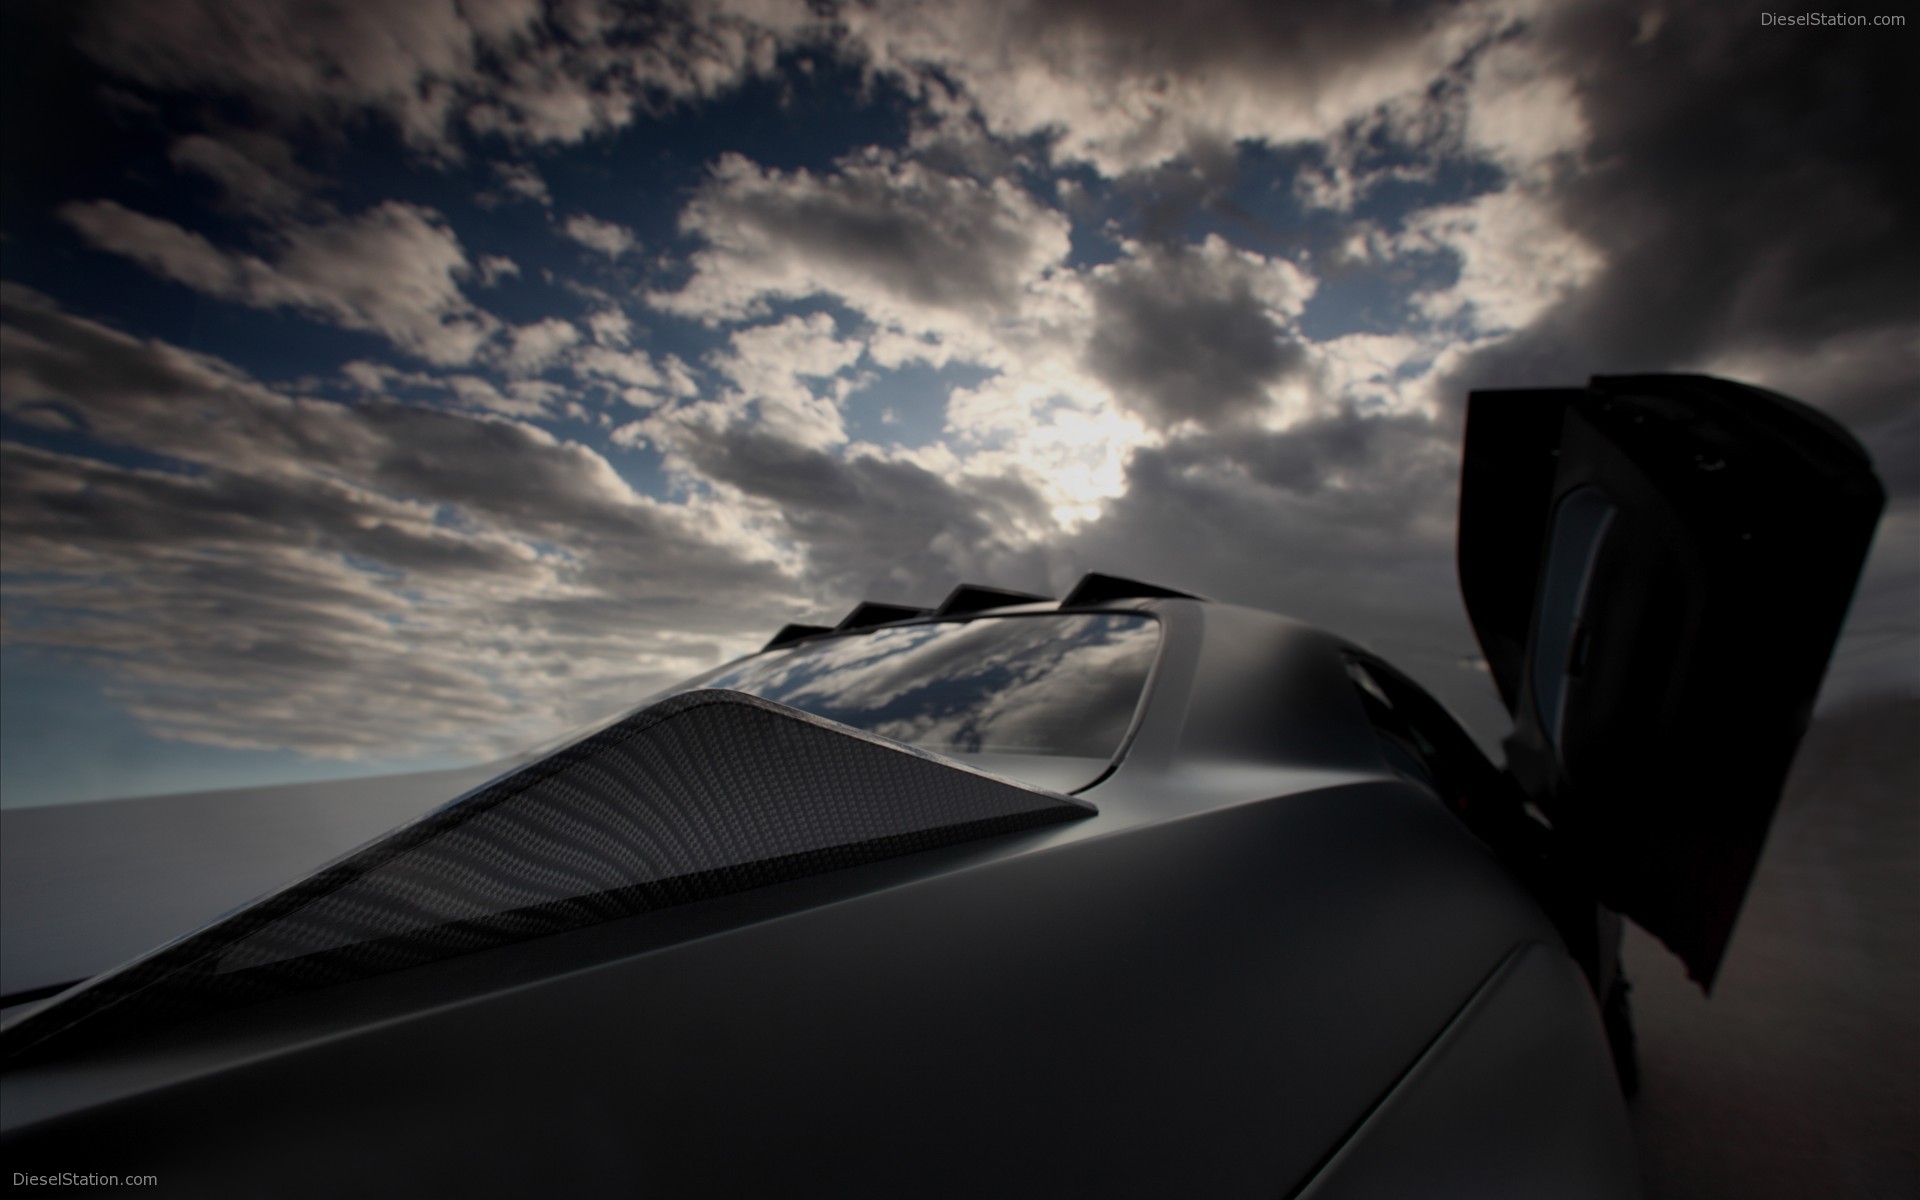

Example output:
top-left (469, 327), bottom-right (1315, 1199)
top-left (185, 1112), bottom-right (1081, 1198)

top-left (1, 690), bottom-right (1092, 1060)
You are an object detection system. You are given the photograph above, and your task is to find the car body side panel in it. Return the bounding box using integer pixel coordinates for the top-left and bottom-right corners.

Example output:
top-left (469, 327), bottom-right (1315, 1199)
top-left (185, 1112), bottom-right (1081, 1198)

top-left (1168, 603), bottom-right (1389, 775)
top-left (2, 778), bottom-right (1583, 1197)
top-left (1293, 941), bottom-right (1642, 1200)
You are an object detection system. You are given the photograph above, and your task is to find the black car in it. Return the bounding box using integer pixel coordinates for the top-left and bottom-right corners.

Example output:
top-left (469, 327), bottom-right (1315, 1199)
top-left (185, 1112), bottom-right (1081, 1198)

top-left (0, 374), bottom-right (1883, 1197)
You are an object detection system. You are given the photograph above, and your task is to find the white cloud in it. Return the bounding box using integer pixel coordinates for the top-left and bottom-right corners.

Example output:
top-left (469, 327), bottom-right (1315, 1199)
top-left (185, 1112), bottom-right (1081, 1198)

top-left (500, 316), bottom-right (582, 374)
top-left (335, 355), bottom-right (558, 418)
top-left (1396, 186), bottom-right (1604, 338)
top-left (694, 313), bottom-right (866, 451)
top-left (58, 201), bottom-right (241, 294)
top-left (168, 131), bottom-right (327, 218)
top-left (660, 354), bottom-right (702, 398)
top-left (0, 286), bottom-right (800, 759)
top-left (1462, 36), bottom-right (1588, 177)
top-left (507, 378), bottom-right (569, 414)
top-left (486, 160), bottom-right (552, 206)
top-left (940, 373), bottom-right (1152, 528)
top-left (60, 199), bottom-right (500, 365)
top-left (560, 213), bottom-right (638, 259)
top-left (476, 254), bottom-right (521, 286)
top-left (340, 358), bottom-right (398, 392)
top-left (650, 150), bottom-right (1072, 345)
top-left (720, 313), bottom-right (863, 385)
top-left (1311, 332), bottom-right (1441, 415)
top-left (586, 306), bottom-right (633, 346)
top-left (571, 345), bottom-right (668, 391)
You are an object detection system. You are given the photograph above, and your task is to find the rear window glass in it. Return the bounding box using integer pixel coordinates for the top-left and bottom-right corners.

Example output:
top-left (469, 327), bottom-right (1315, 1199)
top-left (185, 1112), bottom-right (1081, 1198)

top-left (701, 613), bottom-right (1159, 761)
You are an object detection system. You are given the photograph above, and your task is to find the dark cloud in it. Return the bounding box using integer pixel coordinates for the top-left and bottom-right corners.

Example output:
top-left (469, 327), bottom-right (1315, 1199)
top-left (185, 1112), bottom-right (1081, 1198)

top-left (1064, 404), bottom-right (1513, 735)
top-left (1085, 243), bottom-right (1311, 428)
top-left (1, 290), bottom-right (800, 759)
top-left (1441, 0), bottom-right (1917, 430)
top-left (663, 419), bottom-right (1054, 604)
top-left (1004, 0), bottom-right (1466, 79)
top-left (1067, 399), bottom-right (1512, 721)
top-left (847, 0), bottom-right (1481, 173)
top-left (1072, 406), bottom-right (1456, 605)
top-left (0, 442), bottom-right (533, 580)
top-left (1118, 137), bottom-right (1263, 245)
top-left (0, 290), bottom-right (717, 566)
top-left (1203, 403), bottom-right (1405, 495)
top-left (72, 0), bottom-right (824, 153)
top-left (58, 199), bottom-right (499, 364)
top-left (482, 161), bottom-right (553, 208)
top-left (168, 131), bottom-right (330, 220)
top-left (560, 213), bottom-right (637, 259)
top-left (657, 151), bottom-right (1071, 324)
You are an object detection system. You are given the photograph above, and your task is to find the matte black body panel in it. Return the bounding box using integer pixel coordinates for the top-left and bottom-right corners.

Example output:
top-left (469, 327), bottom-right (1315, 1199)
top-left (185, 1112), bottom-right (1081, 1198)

top-left (3, 779), bottom-right (1562, 1197)
top-left (1294, 943), bottom-right (1642, 1199)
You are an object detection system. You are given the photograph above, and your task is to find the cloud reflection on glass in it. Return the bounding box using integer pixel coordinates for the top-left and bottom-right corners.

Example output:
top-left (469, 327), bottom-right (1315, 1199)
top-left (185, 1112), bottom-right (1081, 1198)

top-left (702, 614), bottom-right (1159, 760)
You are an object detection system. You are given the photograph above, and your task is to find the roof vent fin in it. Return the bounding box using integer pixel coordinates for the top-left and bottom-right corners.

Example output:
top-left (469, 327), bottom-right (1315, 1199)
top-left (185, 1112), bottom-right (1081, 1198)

top-left (1058, 572), bottom-right (1203, 608)
top-left (934, 584), bottom-right (1054, 617)
top-left (834, 601), bottom-right (933, 632)
top-left (762, 623), bottom-right (832, 651)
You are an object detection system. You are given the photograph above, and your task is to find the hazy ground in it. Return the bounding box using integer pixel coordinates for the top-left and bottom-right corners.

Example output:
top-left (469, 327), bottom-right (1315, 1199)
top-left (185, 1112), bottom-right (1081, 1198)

top-left (1624, 695), bottom-right (1919, 1198)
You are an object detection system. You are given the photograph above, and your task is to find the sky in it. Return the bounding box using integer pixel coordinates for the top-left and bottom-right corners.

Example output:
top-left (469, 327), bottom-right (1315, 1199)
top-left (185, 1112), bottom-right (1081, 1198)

top-left (1, 0), bottom-right (1913, 808)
